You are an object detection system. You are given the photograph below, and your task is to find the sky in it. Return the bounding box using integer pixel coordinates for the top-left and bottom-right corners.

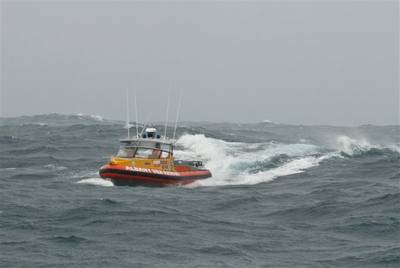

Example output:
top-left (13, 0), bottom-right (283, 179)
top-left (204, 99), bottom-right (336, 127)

top-left (1, 1), bottom-right (399, 125)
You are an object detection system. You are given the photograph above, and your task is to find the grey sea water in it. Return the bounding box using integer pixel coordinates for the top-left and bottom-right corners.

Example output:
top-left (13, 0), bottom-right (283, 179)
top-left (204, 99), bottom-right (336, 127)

top-left (0, 114), bottom-right (399, 267)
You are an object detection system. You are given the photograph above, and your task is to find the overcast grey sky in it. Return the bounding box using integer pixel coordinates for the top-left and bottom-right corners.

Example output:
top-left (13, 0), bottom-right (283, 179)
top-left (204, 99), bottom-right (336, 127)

top-left (1, 1), bottom-right (399, 125)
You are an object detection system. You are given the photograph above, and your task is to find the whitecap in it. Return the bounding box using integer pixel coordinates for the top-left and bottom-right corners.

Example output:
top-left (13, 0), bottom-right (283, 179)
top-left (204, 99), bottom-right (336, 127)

top-left (90, 114), bottom-right (104, 121)
top-left (176, 134), bottom-right (328, 187)
top-left (43, 164), bottom-right (67, 171)
top-left (336, 136), bottom-right (372, 155)
top-left (335, 135), bottom-right (399, 155)
top-left (77, 178), bottom-right (114, 187)
top-left (75, 113), bottom-right (104, 121)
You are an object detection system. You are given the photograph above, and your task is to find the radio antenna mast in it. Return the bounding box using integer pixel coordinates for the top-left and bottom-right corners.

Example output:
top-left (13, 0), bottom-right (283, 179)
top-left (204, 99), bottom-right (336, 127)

top-left (125, 89), bottom-right (130, 139)
top-left (172, 90), bottom-right (182, 141)
top-left (134, 89), bottom-right (139, 138)
top-left (164, 88), bottom-right (171, 139)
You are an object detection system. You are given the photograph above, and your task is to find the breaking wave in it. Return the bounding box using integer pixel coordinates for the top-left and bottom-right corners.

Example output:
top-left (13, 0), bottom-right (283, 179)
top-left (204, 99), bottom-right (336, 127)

top-left (175, 134), bottom-right (332, 186)
top-left (76, 113), bottom-right (104, 121)
top-left (336, 136), bottom-right (400, 156)
top-left (176, 134), bottom-right (399, 186)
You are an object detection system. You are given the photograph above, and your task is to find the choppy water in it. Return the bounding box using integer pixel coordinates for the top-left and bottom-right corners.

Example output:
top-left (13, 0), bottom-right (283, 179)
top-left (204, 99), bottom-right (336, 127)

top-left (1, 114), bottom-right (399, 267)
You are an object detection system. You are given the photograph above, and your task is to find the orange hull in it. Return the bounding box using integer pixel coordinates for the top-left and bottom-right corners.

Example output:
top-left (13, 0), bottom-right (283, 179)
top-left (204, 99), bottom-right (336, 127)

top-left (99, 164), bottom-right (211, 187)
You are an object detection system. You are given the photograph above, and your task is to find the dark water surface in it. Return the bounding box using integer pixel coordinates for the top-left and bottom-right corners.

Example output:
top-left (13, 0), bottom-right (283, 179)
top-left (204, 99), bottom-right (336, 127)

top-left (1, 114), bottom-right (399, 267)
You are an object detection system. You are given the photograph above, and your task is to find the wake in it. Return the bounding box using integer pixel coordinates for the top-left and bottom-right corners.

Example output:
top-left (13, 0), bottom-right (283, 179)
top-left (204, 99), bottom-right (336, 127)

top-left (175, 134), bottom-right (333, 186)
top-left (176, 134), bottom-right (399, 187)
top-left (77, 178), bottom-right (114, 187)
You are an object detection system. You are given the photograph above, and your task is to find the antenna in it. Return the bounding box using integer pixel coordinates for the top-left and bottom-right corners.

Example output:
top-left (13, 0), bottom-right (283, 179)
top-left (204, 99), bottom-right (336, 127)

top-left (164, 88), bottom-right (171, 139)
top-left (134, 89), bottom-right (139, 138)
top-left (125, 89), bottom-right (130, 139)
top-left (133, 112), bottom-right (153, 147)
top-left (172, 90), bottom-right (182, 141)
top-left (139, 117), bottom-right (151, 137)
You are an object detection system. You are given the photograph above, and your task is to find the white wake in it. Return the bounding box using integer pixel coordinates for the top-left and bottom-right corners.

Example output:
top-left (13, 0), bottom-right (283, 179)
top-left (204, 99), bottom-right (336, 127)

top-left (77, 178), bottom-right (114, 187)
top-left (175, 134), bottom-right (330, 186)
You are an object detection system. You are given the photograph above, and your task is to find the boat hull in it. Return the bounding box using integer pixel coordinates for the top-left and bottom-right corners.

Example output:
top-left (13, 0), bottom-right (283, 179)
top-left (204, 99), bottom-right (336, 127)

top-left (99, 165), bottom-right (211, 187)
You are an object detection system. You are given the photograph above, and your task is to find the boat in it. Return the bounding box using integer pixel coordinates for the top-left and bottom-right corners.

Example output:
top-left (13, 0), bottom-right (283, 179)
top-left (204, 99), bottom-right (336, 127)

top-left (99, 127), bottom-right (212, 186)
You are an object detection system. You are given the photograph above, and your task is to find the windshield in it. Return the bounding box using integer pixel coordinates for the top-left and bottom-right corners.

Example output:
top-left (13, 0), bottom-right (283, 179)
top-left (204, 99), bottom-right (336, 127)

top-left (116, 147), bottom-right (135, 158)
top-left (135, 148), bottom-right (153, 158)
top-left (116, 146), bottom-right (170, 159)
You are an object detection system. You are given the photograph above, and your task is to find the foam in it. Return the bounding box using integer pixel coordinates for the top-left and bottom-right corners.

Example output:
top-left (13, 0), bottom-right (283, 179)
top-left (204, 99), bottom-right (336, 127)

top-left (335, 135), bottom-right (399, 155)
top-left (90, 115), bottom-right (104, 121)
top-left (20, 122), bottom-right (48, 126)
top-left (176, 134), bottom-right (326, 187)
top-left (336, 136), bottom-right (372, 155)
top-left (0, 167), bottom-right (17, 171)
top-left (200, 155), bottom-right (326, 186)
top-left (76, 113), bottom-right (104, 121)
top-left (390, 144), bottom-right (400, 153)
top-left (77, 178), bottom-right (114, 187)
top-left (43, 164), bottom-right (67, 171)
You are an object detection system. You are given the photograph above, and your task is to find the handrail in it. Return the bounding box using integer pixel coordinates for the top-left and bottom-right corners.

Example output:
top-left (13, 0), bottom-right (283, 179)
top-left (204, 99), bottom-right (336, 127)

top-left (119, 145), bottom-right (172, 153)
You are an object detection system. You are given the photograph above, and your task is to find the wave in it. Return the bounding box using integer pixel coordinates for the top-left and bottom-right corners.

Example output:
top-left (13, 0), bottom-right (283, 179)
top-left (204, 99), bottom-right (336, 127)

top-left (75, 113), bottom-right (104, 122)
top-left (0, 113), bottom-right (113, 127)
top-left (210, 155), bottom-right (327, 186)
top-left (175, 134), bottom-right (399, 187)
top-left (336, 136), bottom-right (400, 156)
top-left (0, 167), bottom-right (17, 171)
top-left (43, 164), bottom-right (68, 171)
top-left (77, 178), bottom-right (114, 187)
top-left (20, 122), bottom-right (48, 126)
top-left (4, 145), bottom-right (61, 155)
top-left (49, 235), bottom-right (89, 243)
top-left (175, 134), bottom-right (331, 186)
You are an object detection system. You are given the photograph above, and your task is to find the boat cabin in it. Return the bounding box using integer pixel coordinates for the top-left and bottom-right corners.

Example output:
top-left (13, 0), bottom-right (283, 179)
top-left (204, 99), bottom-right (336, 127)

top-left (117, 138), bottom-right (173, 159)
top-left (111, 128), bottom-right (175, 171)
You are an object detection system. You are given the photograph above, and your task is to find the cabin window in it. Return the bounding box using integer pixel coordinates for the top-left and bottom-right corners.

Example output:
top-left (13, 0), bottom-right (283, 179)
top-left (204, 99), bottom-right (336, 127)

top-left (160, 144), bottom-right (172, 152)
top-left (138, 141), bottom-right (158, 148)
top-left (116, 141), bottom-right (172, 159)
top-left (135, 148), bottom-right (153, 158)
top-left (117, 147), bottom-right (135, 158)
top-left (161, 151), bottom-right (169, 158)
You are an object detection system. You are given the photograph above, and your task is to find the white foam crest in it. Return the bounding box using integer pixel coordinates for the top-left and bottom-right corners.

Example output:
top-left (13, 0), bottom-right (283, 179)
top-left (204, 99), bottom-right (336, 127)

top-left (334, 135), bottom-right (399, 155)
top-left (21, 122), bottom-right (48, 126)
top-left (199, 155), bottom-right (326, 186)
top-left (389, 144), bottom-right (400, 153)
top-left (43, 164), bottom-right (67, 171)
top-left (75, 113), bottom-right (104, 121)
top-left (77, 178), bottom-right (114, 187)
top-left (176, 134), bottom-right (325, 187)
top-left (90, 115), bottom-right (104, 121)
top-left (0, 167), bottom-right (17, 171)
top-left (336, 136), bottom-right (372, 155)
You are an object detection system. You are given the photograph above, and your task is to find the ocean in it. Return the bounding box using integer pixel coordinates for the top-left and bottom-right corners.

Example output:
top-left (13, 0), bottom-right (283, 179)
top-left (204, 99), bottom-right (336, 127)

top-left (0, 114), bottom-right (399, 267)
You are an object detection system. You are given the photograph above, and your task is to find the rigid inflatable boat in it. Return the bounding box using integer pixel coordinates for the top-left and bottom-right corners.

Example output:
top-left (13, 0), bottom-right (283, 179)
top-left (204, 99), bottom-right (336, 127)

top-left (99, 128), bottom-right (212, 186)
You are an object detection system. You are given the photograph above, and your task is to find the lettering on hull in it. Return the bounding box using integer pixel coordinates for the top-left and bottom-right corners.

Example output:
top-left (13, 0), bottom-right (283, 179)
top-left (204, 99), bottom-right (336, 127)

top-left (125, 166), bottom-right (180, 176)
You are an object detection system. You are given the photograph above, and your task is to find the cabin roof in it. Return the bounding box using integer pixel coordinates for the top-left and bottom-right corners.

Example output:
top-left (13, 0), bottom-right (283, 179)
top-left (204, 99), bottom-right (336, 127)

top-left (145, 127), bottom-right (157, 132)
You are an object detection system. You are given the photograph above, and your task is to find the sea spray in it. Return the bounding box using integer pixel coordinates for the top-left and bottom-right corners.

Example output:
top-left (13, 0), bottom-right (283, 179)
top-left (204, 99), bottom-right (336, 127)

top-left (176, 134), bottom-right (328, 186)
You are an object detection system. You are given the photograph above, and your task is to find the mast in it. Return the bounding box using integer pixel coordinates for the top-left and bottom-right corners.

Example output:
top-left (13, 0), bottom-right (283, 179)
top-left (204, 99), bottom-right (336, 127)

top-left (125, 89), bottom-right (130, 139)
top-left (134, 89), bottom-right (139, 138)
top-left (172, 90), bottom-right (182, 141)
top-left (164, 89), bottom-right (171, 139)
